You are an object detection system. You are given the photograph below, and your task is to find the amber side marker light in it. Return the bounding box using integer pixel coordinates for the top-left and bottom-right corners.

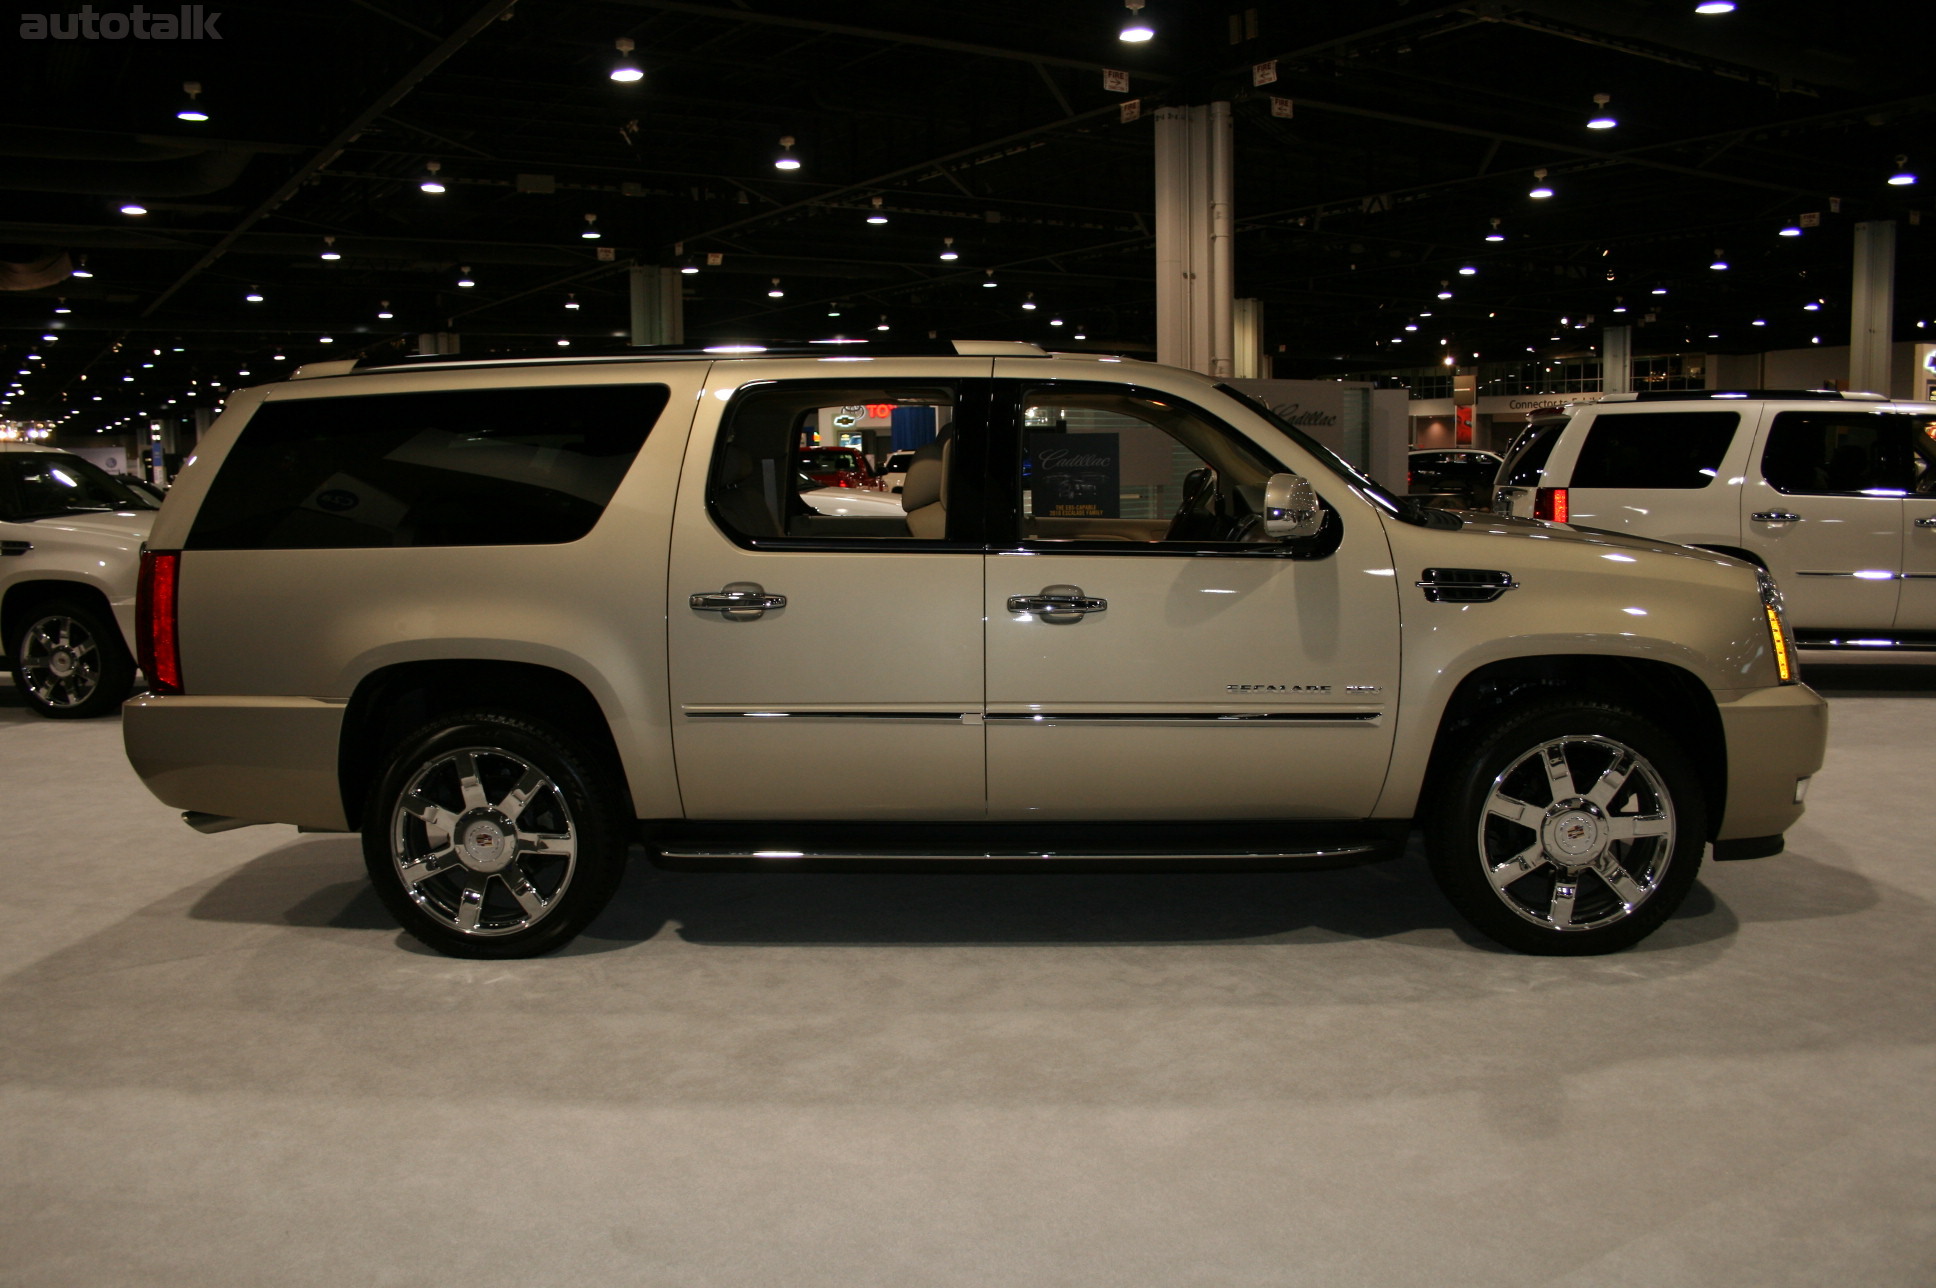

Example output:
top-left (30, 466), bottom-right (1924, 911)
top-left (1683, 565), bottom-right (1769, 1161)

top-left (1765, 603), bottom-right (1793, 683)
top-left (137, 549), bottom-right (184, 694)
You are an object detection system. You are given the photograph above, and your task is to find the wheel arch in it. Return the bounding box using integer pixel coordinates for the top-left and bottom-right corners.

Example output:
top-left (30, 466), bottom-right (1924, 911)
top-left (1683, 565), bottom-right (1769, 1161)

top-left (338, 659), bottom-right (632, 831)
top-left (1422, 654), bottom-right (1727, 839)
top-left (1, 578), bottom-right (122, 651)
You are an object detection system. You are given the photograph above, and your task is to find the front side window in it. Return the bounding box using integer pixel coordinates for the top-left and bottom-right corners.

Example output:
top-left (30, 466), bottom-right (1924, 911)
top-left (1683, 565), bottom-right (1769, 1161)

top-left (1762, 412), bottom-right (1921, 496)
top-left (1016, 384), bottom-right (1289, 546)
top-left (1569, 411), bottom-right (1738, 489)
top-left (187, 384), bottom-right (665, 549)
top-left (708, 381), bottom-right (958, 543)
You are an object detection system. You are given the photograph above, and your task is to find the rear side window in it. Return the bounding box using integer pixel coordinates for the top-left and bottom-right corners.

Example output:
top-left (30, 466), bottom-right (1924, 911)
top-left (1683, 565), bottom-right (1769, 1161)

top-left (1762, 411), bottom-right (1922, 496)
top-left (186, 384), bottom-right (666, 549)
top-left (1569, 411), bottom-right (1738, 489)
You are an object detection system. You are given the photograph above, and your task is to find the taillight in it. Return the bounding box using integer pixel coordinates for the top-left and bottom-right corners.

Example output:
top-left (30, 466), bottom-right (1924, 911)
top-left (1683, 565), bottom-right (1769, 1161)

top-left (136, 549), bottom-right (183, 694)
top-left (1533, 487), bottom-right (1569, 523)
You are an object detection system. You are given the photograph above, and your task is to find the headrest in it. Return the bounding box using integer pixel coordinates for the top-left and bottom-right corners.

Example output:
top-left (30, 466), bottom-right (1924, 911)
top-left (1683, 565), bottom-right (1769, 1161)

top-left (900, 437), bottom-right (948, 512)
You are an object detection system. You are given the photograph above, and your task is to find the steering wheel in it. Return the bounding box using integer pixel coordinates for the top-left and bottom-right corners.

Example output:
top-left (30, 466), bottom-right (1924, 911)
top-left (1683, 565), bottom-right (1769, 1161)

top-left (1164, 467), bottom-right (1225, 541)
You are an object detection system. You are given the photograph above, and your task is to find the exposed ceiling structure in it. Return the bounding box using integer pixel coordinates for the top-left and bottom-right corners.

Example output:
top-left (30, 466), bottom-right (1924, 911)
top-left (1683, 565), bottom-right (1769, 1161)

top-left (2, 0), bottom-right (1930, 434)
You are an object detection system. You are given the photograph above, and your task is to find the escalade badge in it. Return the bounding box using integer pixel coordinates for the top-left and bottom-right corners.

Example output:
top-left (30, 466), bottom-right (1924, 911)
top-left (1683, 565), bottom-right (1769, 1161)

top-left (1226, 683), bottom-right (1332, 693)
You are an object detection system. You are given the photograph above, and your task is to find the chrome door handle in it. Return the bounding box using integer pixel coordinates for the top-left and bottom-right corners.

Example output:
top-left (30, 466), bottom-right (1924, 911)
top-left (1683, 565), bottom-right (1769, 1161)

top-left (1008, 584), bottom-right (1107, 624)
top-left (690, 583), bottom-right (787, 621)
top-left (1917, 516), bottom-right (1936, 528)
top-left (1751, 511), bottom-right (1802, 524)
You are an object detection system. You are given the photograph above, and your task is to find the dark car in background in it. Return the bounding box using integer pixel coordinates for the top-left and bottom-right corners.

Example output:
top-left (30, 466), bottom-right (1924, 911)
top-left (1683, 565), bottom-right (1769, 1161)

top-left (1406, 449), bottom-right (1502, 509)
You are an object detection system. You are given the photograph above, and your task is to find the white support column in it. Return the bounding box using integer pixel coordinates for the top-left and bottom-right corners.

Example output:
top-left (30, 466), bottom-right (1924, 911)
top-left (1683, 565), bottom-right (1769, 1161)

top-left (1153, 104), bottom-right (1234, 375)
top-left (1850, 220), bottom-right (1896, 396)
top-left (1601, 325), bottom-right (1632, 393)
top-left (630, 265), bottom-right (684, 346)
top-left (1233, 299), bottom-right (1265, 378)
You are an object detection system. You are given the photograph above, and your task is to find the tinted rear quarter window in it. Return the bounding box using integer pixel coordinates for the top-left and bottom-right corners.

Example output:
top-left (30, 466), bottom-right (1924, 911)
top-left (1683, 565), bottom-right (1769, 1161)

top-left (1761, 411), bottom-right (1920, 496)
top-left (187, 384), bottom-right (667, 549)
top-left (1498, 421), bottom-right (1565, 487)
top-left (1569, 410), bottom-right (1739, 489)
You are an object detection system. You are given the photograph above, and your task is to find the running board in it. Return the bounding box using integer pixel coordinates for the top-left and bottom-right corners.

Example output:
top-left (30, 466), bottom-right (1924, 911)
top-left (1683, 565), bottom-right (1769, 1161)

top-left (646, 820), bottom-right (1408, 873)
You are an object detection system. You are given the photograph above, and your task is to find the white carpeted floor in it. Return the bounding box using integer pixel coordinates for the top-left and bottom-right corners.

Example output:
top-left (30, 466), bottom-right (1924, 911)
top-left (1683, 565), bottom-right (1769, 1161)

top-left (2, 657), bottom-right (1931, 1286)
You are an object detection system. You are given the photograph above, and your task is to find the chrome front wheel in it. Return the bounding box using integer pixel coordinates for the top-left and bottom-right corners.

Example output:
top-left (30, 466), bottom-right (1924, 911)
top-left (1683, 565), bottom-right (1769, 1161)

top-left (1426, 701), bottom-right (1706, 955)
top-left (11, 600), bottom-right (135, 719)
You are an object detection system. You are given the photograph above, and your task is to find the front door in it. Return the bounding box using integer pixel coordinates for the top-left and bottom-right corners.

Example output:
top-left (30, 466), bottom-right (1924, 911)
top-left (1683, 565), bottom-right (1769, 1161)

top-left (981, 380), bottom-right (1401, 821)
top-left (666, 373), bottom-right (987, 819)
top-left (1892, 410), bottom-right (1936, 632)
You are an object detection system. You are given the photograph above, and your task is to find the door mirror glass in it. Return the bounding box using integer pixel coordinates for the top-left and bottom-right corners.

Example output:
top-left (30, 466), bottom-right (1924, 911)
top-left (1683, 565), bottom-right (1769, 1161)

top-left (1263, 472), bottom-right (1323, 539)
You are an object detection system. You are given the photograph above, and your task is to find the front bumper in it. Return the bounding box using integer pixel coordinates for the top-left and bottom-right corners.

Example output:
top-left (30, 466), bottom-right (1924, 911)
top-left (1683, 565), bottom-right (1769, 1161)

top-left (122, 693), bottom-right (350, 832)
top-left (1712, 683), bottom-right (1828, 840)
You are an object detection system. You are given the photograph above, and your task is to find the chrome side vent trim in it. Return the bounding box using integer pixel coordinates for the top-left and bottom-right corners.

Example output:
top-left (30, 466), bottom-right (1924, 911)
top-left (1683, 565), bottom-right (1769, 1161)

top-left (1416, 567), bottom-right (1518, 603)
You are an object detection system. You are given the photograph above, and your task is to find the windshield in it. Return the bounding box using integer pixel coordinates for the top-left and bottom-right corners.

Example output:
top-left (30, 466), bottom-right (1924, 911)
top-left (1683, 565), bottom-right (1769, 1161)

top-left (3, 452), bottom-right (158, 517)
top-left (1216, 384), bottom-right (1456, 528)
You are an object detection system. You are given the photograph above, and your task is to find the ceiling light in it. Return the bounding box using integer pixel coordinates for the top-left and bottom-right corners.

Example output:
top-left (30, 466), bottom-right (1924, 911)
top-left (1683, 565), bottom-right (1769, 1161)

top-left (983, 270), bottom-right (997, 287)
top-left (1021, 292), bottom-right (1037, 310)
top-left (1887, 156), bottom-right (1917, 186)
top-left (1049, 317), bottom-right (1064, 326)
top-left (318, 336), bottom-right (334, 344)
top-left (1119, 0), bottom-right (1154, 42)
top-left (1529, 168), bottom-right (1553, 199)
top-left (176, 81), bottom-right (208, 122)
top-left (1458, 264), bottom-right (1476, 276)
top-left (419, 161), bottom-right (446, 194)
top-left (680, 259), bottom-right (699, 274)
top-left (876, 315), bottom-right (890, 331)
top-left (70, 257), bottom-right (93, 279)
top-left (319, 235), bottom-right (341, 261)
top-left (767, 278), bottom-right (785, 298)
top-left (557, 338), bottom-right (571, 346)
top-left (376, 300), bottom-right (394, 319)
top-left (1752, 318), bottom-right (1767, 326)
top-left (119, 202), bottom-right (147, 216)
top-left (456, 266), bottom-right (475, 288)
top-left (1485, 217), bottom-right (1505, 242)
top-left (609, 36), bottom-right (643, 83)
top-left (581, 213), bottom-right (601, 240)
top-left (1436, 281), bottom-right (1453, 299)
top-left (866, 197), bottom-right (888, 224)
top-left (53, 300), bottom-right (70, 314)
top-left (564, 294), bottom-right (580, 310)
top-left (1710, 249), bottom-right (1729, 270)
top-left (939, 237), bottom-right (959, 262)
top-left (244, 285), bottom-right (263, 302)
top-left (1779, 224), bottom-right (1802, 236)
top-left (774, 136), bottom-right (801, 171)
top-left (1694, 1), bottom-right (1735, 12)
top-left (1586, 94), bottom-right (1616, 130)
top-left (1803, 301), bottom-right (1821, 311)
top-left (1652, 286), bottom-right (1668, 295)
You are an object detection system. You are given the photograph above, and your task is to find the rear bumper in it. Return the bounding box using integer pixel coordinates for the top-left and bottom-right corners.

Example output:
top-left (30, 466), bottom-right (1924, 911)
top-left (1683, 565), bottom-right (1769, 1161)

top-left (1712, 683), bottom-right (1828, 840)
top-left (122, 694), bottom-right (350, 831)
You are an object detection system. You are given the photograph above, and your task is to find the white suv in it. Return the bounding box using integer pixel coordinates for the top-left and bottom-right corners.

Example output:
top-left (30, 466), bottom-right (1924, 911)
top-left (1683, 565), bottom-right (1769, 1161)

top-left (1, 443), bottom-right (157, 717)
top-left (122, 341), bottom-right (1825, 959)
top-left (1493, 390), bottom-right (1936, 648)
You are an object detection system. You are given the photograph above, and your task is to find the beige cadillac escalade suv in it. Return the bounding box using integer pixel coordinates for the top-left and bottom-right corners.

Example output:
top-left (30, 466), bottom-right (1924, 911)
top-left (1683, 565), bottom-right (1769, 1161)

top-left (124, 340), bottom-right (1827, 958)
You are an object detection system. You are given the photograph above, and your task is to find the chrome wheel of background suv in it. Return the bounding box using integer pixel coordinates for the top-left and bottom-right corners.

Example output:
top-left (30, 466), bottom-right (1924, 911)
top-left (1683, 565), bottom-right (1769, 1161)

top-left (11, 600), bottom-right (135, 719)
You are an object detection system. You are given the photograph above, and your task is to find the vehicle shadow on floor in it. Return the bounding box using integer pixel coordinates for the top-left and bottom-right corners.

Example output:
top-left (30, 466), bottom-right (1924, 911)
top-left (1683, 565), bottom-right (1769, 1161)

top-left (172, 830), bottom-right (1896, 960)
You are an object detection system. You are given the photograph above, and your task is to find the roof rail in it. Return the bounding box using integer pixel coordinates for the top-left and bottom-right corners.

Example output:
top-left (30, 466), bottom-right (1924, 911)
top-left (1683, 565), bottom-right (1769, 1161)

top-left (321, 338), bottom-right (1050, 377)
top-left (1599, 388), bottom-right (1887, 403)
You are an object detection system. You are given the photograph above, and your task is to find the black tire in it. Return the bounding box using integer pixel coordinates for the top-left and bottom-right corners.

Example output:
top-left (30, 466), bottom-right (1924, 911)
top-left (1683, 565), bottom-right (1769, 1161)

top-left (361, 710), bottom-right (630, 958)
top-left (10, 598), bottom-right (136, 719)
top-left (1424, 700), bottom-right (1706, 955)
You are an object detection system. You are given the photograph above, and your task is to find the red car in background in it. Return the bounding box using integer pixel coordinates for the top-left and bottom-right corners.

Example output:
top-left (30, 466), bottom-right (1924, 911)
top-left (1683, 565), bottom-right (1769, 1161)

top-left (796, 446), bottom-right (883, 490)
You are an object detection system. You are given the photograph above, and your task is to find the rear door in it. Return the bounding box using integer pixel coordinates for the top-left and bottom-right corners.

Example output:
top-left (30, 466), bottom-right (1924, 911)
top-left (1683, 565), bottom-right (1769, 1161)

top-left (1747, 409), bottom-right (1908, 632)
top-left (665, 365), bottom-right (990, 820)
top-left (1889, 408), bottom-right (1936, 632)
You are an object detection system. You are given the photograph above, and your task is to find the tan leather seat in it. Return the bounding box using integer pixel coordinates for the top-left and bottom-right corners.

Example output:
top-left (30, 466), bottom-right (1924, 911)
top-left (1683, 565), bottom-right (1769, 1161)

top-left (900, 436), bottom-right (950, 539)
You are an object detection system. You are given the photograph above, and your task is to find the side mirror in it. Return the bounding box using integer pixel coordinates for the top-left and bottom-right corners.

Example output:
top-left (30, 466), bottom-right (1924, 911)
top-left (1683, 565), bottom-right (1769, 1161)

top-left (1263, 472), bottom-right (1324, 539)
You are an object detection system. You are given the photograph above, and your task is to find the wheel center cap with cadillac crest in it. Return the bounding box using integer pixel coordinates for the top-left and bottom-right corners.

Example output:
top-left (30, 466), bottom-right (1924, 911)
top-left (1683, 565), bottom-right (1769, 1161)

top-left (460, 817), bottom-right (513, 872)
